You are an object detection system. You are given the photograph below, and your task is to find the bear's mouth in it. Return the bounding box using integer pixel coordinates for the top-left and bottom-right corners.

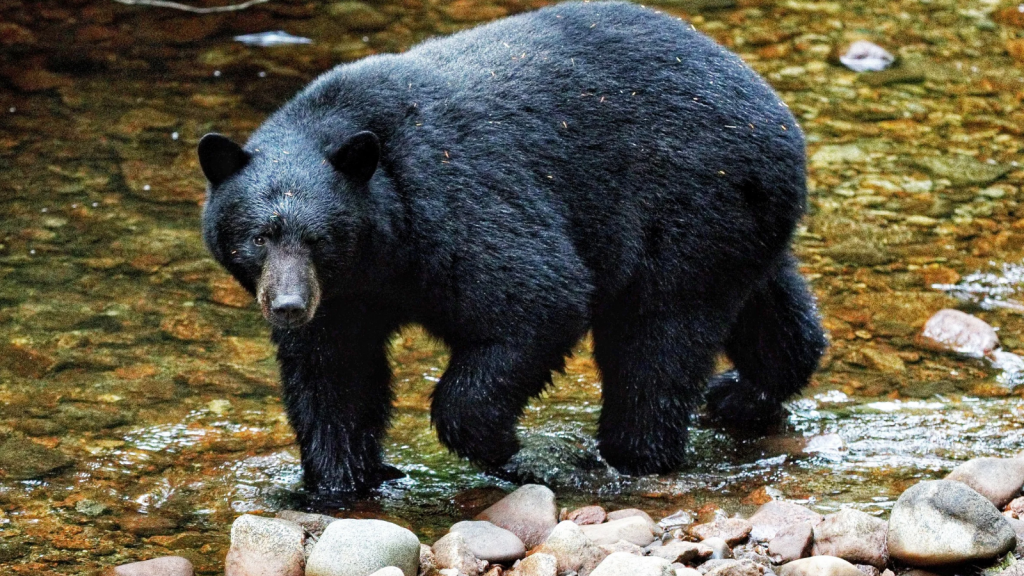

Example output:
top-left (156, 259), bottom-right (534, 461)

top-left (256, 244), bottom-right (321, 329)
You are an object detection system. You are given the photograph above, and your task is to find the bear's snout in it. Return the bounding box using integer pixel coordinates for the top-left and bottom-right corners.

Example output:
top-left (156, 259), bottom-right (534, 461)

top-left (257, 245), bottom-right (320, 329)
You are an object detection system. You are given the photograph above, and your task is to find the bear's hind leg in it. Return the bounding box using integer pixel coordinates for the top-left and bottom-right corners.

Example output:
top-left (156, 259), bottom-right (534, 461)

top-left (705, 255), bottom-right (828, 432)
top-left (593, 299), bottom-right (731, 476)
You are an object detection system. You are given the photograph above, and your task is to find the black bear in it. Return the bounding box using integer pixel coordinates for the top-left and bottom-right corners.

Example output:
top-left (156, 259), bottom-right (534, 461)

top-left (198, 1), bottom-right (827, 494)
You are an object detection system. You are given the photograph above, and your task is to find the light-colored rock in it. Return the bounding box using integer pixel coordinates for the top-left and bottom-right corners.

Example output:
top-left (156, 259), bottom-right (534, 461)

top-left (590, 552), bottom-right (674, 576)
top-left (450, 520), bottom-right (526, 564)
top-left (276, 510), bottom-right (337, 537)
top-left (225, 515), bottom-right (305, 576)
top-left (419, 545), bottom-right (437, 576)
top-left (369, 569), bottom-right (406, 576)
top-left (477, 485), bottom-right (558, 549)
top-left (646, 540), bottom-right (712, 564)
top-left (702, 537), bottom-right (732, 560)
top-left (600, 540), bottom-right (646, 555)
top-left (580, 517), bottom-right (655, 547)
top-left (776, 556), bottom-right (863, 576)
top-left (748, 502), bottom-right (823, 542)
top-left (945, 458), bottom-right (1024, 508)
top-left (510, 553), bottom-right (556, 576)
top-left (1007, 517), bottom-right (1024, 555)
top-left (110, 556), bottom-right (195, 576)
top-left (672, 567), bottom-right (700, 576)
top-left (917, 309), bottom-right (999, 358)
top-left (532, 521), bottom-right (607, 576)
top-left (687, 518), bottom-right (752, 546)
top-left (811, 509), bottom-right (888, 568)
top-left (432, 532), bottom-right (486, 576)
top-left (607, 509), bottom-right (663, 536)
top-left (306, 519), bottom-right (420, 576)
top-left (768, 522), bottom-right (812, 563)
top-left (887, 480), bottom-right (1016, 567)
top-left (701, 559), bottom-right (763, 576)
top-left (658, 511), bottom-right (695, 532)
top-left (567, 506), bottom-right (607, 525)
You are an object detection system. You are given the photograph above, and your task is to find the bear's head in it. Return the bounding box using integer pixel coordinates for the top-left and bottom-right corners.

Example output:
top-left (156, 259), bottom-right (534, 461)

top-left (197, 129), bottom-right (380, 329)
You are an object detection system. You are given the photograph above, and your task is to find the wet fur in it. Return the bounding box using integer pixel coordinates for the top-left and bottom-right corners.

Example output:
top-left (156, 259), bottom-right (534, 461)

top-left (200, 1), bottom-right (827, 493)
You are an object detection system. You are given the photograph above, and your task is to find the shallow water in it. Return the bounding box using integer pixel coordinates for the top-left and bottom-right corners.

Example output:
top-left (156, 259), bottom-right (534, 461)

top-left (3, 0), bottom-right (1024, 572)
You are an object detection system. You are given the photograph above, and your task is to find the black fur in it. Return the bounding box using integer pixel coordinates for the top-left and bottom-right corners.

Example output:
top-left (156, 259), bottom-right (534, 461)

top-left (199, 1), bottom-right (827, 493)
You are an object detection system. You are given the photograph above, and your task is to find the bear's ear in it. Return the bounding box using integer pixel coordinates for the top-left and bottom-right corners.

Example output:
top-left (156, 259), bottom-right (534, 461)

top-left (198, 133), bottom-right (250, 187)
top-left (329, 131), bottom-right (380, 183)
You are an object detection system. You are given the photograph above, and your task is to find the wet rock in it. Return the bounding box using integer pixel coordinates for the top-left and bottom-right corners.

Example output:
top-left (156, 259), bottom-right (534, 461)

top-left (117, 515), bottom-right (179, 537)
top-left (0, 435), bottom-right (72, 480)
top-left (441, 1), bottom-right (509, 23)
top-left (590, 552), bottom-right (674, 576)
top-left (646, 540), bottom-right (712, 564)
top-left (0, 540), bottom-right (28, 563)
top-left (776, 556), bottom-right (863, 576)
top-left (76, 499), bottom-right (109, 517)
top-left (918, 309), bottom-right (999, 358)
top-left (532, 521), bottom-right (606, 576)
top-left (0, 342), bottom-right (57, 378)
top-left (15, 417), bottom-right (64, 437)
top-left (275, 510), bottom-right (338, 538)
top-left (477, 485), bottom-right (558, 548)
top-left (838, 41), bottom-right (894, 72)
top-left (911, 156), bottom-right (1010, 188)
top-left (821, 239), bottom-right (893, 266)
top-left (749, 501), bottom-right (823, 542)
top-left (449, 520), bottom-right (526, 564)
top-left (55, 403), bottom-right (134, 431)
top-left (581, 516), bottom-right (655, 546)
top-left (432, 532), bottom-right (486, 576)
top-left (700, 559), bottom-right (763, 576)
top-left (768, 522), bottom-right (812, 562)
top-left (658, 510), bottom-right (695, 532)
top-left (945, 458), bottom-right (1024, 508)
top-left (702, 538), bottom-right (732, 560)
top-left (114, 108), bottom-right (178, 136)
top-left (888, 480), bottom-right (1016, 567)
top-left (567, 506), bottom-right (607, 525)
top-left (0, 23), bottom-right (36, 45)
top-left (108, 556), bottom-right (195, 576)
top-left (810, 144), bottom-right (868, 166)
top-left (327, 2), bottom-right (394, 31)
top-left (811, 509), bottom-right (888, 568)
top-left (498, 434), bottom-right (614, 489)
top-left (0, 63), bottom-right (71, 92)
top-left (687, 518), bottom-right (752, 546)
top-left (607, 509), bottom-right (663, 536)
top-left (225, 515), bottom-right (304, 576)
top-left (306, 519), bottom-right (420, 576)
top-left (509, 553), bottom-right (556, 576)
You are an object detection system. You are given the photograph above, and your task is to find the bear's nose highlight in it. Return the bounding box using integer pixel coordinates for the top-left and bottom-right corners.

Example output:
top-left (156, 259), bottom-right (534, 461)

top-left (271, 294), bottom-right (306, 322)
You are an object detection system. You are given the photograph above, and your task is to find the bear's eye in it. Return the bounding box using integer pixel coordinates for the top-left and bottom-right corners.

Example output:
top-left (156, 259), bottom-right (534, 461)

top-left (253, 235), bottom-right (266, 246)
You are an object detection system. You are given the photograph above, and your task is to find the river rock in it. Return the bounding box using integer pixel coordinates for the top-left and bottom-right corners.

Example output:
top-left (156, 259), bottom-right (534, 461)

top-left (567, 506), bottom-right (607, 525)
top-left (510, 553), bottom-right (557, 576)
top-left (607, 509), bottom-right (663, 536)
top-left (911, 155), bottom-right (1011, 187)
top-left (701, 538), bottom-right (732, 560)
top-left (768, 521), bottom-right (812, 563)
top-left (811, 509), bottom-right (888, 568)
top-left (369, 569), bottom-right (405, 576)
top-left (0, 435), bottom-right (73, 480)
top-left (109, 556), bottom-right (195, 576)
top-left (673, 567), bottom-right (700, 576)
top-left (601, 540), bottom-right (646, 555)
top-left (1007, 517), bottom-right (1024, 555)
top-left (776, 556), bottom-right (863, 576)
top-left (450, 520), bottom-right (526, 564)
top-left (917, 309), bottom-right (999, 358)
top-left (646, 540), bottom-right (712, 564)
top-left (945, 458), bottom-right (1024, 508)
top-left (581, 516), bottom-right (655, 546)
top-left (887, 480), bottom-right (1016, 567)
top-left (432, 532), bottom-right (486, 576)
top-left (748, 501), bottom-right (823, 542)
top-left (532, 520), bottom-right (606, 576)
top-left (420, 544), bottom-right (437, 576)
top-left (477, 485), bottom-right (558, 549)
top-left (687, 518), bottom-right (751, 546)
top-left (590, 552), bottom-right (674, 576)
top-left (276, 510), bottom-right (338, 538)
top-left (225, 515), bottom-right (305, 576)
top-left (306, 519), bottom-right (420, 576)
top-left (700, 559), bottom-right (763, 576)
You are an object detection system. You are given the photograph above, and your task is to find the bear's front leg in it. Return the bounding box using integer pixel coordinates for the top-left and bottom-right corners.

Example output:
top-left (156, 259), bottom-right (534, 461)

top-left (273, 315), bottom-right (396, 495)
top-left (431, 342), bottom-right (564, 470)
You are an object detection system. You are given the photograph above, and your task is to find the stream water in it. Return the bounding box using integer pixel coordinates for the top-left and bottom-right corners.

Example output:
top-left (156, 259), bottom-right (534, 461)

top-left (3, 0), bottom-right (1024, 573)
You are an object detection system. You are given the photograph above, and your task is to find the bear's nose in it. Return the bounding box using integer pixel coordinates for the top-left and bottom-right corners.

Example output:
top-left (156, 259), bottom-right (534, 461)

top-left (271, 294), bottom-right (307, 324)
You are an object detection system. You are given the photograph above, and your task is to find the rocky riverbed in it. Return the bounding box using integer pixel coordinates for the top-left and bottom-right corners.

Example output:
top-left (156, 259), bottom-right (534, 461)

top-left (108, 459), bottom-right (1024, 576)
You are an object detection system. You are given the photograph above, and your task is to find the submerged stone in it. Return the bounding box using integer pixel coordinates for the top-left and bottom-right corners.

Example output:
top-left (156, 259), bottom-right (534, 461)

top-left (0, 435), bottom-right (72, 480)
